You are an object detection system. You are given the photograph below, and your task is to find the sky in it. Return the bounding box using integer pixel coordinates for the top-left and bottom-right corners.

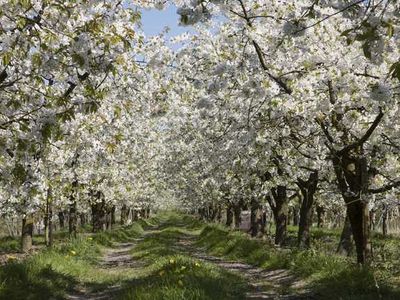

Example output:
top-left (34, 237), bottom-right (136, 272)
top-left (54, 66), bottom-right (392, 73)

top-left (140, 5), bottom-right (194, 38)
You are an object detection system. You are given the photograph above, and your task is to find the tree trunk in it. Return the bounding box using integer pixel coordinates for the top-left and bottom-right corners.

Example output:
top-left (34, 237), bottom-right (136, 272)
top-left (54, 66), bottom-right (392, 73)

top-left (382, 205), bottom-right (388, 236)
top-left (292, 207), bottom-right (299, 226)
top-left (69, 201), bottom-right (77, 238)
top-left (121, 204), bottom-right (128, 225)
top-left (226, 205), bottom-right (233, 227)
top-left (45, 188), bottom-right (53, 247)
top-left (332, 154), bottom-right (371, 264)
top-left (233, 203), bottom-right (242, 229)
top-left (132, 209), bottom-right (139, 221)
top-left (21, 217), bottom-right (33, 252)
top-left (369, 210), bottom-right (376, 231)
top-left (316, 205), bottom-right (325, 228)
top-left (146, 207), bottom-right (151, 219)
top-left (48, 207), bottom-right (53, 247)
top-left (58, 211), bottom-right (65, 229)
top-left (210, 205), bottom-right (217, 221)
top-left (111, 205), bottom-right (116, 226)
top-left (297, 172), bottom-right (319, 248)
top-left (260, 209), bottom-right (267, 234)
top-left (250, 198), bottom-right (259, 237)
top-left (92, 199), bottom-right (106, 232)
top-left (268, 185), bottom-right (288, 246)
top-left (106, 208), bottom-right (112, 230)
top-left (80, 213), bottom-right (86, 227)
top-left (216, 206), bottom-right (222, 223)
top-left (337, 213), bottom-right (353, 256)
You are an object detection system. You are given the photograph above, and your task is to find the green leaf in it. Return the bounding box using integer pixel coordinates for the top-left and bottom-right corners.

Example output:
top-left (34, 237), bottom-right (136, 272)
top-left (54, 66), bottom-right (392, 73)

top-left (2, 52), bottom-right (11, 66)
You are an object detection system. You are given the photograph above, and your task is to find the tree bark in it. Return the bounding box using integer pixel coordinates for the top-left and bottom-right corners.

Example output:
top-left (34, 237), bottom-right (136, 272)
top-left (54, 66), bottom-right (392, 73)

top-left (268, 185), bottom-right (288, 246)
top-left (260, 209), bottom-right (267, 234)
top-left (146, 207), bottom-right (151, 219)
top-left (21, 217), bottom-right (33, 252)
top-left (92, 202), bottom-right (106, 232)
top-left (233, 203), bottom-right (242, 229)
top-left (216, 206), bottom-right (222, 223)
top-left (297, 171), bottom-right (319, 248)
top-left (332, 154), bottom-right (371, 264)
top-left (69, 180), bottom-right (78, 238)
top-left (58, 211), bottom-right (65, 229)
top-left (316, 205), bottom-right (325, 228)
top-left (80, 213), bottom-right (86, 227)
top-left (121, 204), bottom-right (128, 225)
top-left (132, 209), bottom-right (139, 221)
top-left (292, 207), bottom-right (299, 226)
top-left (106, 207), bottom-right (112, 230)
top-left (250, 198), bottom-right (260, 237)
top-left (69, 201), bottom-right (77, 238)
top-left (226, 204), bottom-right (233, 227)
top-left (111, 205), bottom-right (116, 226)
top-left (44, 188), bottom-right (53, 247)
top-left (337, 212), bottom-right (354, 256)
top-left (382, 205), bottom-right (388, 236)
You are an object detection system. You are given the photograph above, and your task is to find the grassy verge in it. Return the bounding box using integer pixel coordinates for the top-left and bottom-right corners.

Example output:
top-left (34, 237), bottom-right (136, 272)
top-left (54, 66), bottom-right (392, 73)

top-left (197, 222), bottom-right (400, 300)
top-left (0, 223), bottom-right (145, 299)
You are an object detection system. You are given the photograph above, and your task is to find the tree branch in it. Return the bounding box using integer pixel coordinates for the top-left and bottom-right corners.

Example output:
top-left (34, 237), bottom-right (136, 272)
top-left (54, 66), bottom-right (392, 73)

top-left (368, 180), bottom-right (400, 194)
top-left (338, 108), bottom-right (384, 155)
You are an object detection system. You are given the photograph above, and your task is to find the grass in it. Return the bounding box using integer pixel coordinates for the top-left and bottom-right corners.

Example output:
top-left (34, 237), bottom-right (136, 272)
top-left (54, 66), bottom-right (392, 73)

top-left (197, 222), bottom-right (400, 300)
top-left (0, 223), bottom-right (145, 299)
top-left (119, 212), bottom-right (249, 300)
top-left (119, 255), bottom-right (248, 300)
top-left (1, 212), bottom-right (399, 300)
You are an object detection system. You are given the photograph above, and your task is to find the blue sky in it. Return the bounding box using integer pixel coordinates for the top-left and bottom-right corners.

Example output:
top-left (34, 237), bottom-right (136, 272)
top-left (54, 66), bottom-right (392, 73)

top-left (140, 5), bottom-right (194, 38)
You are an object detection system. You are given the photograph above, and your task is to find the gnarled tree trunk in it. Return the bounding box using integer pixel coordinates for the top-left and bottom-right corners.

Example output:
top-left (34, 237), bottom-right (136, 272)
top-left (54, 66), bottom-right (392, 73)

top-left (297, 171), bottom-right (319, 248)
top-left (337, 212), bottom-right (353, 256)
top-left (333, 154), bottom-right (371, 264)
top-left (268, 185), bottom-right (288, 246)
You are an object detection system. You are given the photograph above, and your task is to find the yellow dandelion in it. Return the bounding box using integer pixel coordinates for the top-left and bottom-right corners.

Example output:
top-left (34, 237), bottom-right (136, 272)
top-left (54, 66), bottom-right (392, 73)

top-left (195, 262), bottom-right (201, 267)
top-left (70, 250), bottom-right (77, 255)
top-left (87, 237), bottom-right (93, 241)
top-left (6, 255), bottom-right (17, 261)
top-left (169, 259), bottom-right (175, 264)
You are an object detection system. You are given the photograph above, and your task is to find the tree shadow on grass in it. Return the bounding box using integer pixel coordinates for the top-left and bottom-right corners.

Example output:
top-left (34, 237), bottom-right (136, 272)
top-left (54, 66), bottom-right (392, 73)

top-left (116, 256), bottom-right (249, 300)
top-left (0, 261), bottom-right (78, 300)
top-left (311, 266), bottom-right (400, 300)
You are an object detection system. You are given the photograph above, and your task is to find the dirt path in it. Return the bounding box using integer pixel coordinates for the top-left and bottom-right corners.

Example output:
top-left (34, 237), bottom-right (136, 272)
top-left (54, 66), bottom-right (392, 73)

top-left (66, 240), bottom-right (143, 300)
top-left (67, 226), bottom-right (314, 300)
top-left (175, 235), bottom-right (314, 300)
